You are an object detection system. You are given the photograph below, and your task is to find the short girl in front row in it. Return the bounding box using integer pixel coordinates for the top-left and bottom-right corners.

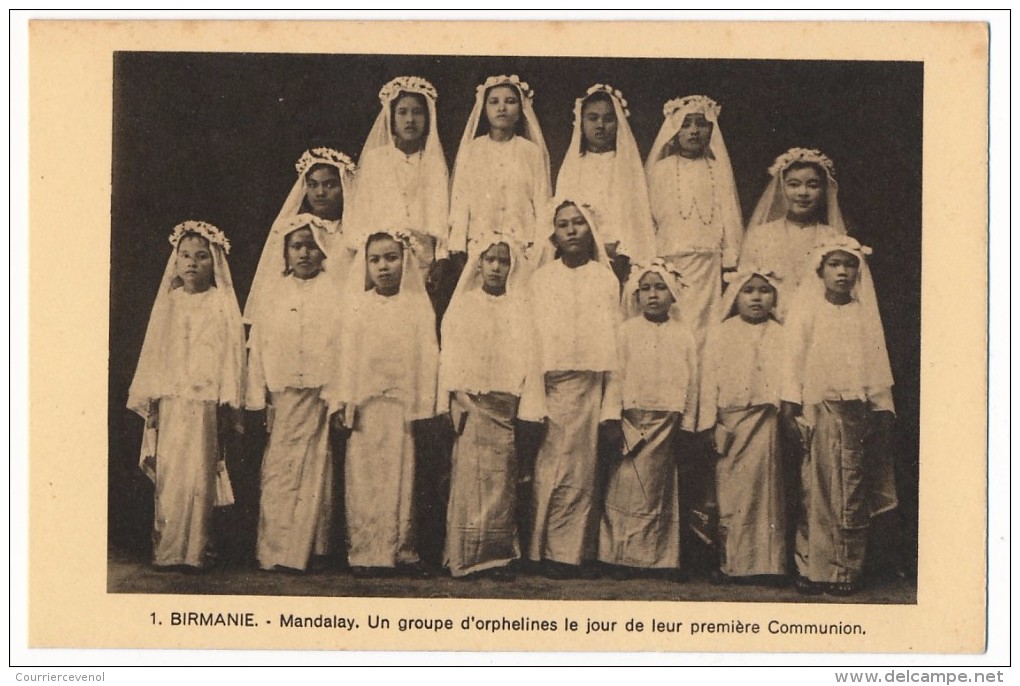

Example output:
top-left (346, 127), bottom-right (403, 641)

top-left (781, 236), bottom-right (896, 596)
top-left (701, 267), bottom-right (788, 584)
top-left (245, 215), bottom-right (342, 572)
top-left (598, 259), bottom-right (698, 580)
top-left (127, 221), bottom-right (246, 570)
top-left (325, 230), bottom-right (439, 578)
top-left (439, 236), bottom-right (532, 580)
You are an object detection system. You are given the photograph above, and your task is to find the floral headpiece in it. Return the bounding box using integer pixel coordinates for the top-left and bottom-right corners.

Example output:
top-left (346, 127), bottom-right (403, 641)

top-left (812, 236), bottom-right (872, 269)
top-left (169, 220), bottom-right (231, 255)
top-left (663, 95), bottom-right (721, 120)
top-left (768, 147), bottom-right (836, 178)
top-left (379, 76), bottom-right (438, 105)
top-left (724, 266), bottom-right (782, 284)
top-left (477, 74), bottom-right (534, 101)
top-left (630, 257), bottom-right (687, 289)
top-left (583, 83), bottom-right (630, 118)
top-left (295, 147), bottom-right (356, 177)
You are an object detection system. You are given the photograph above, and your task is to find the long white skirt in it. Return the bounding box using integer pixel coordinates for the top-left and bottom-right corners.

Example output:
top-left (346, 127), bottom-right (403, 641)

top-left (257, 388), bottom-right (332, 571)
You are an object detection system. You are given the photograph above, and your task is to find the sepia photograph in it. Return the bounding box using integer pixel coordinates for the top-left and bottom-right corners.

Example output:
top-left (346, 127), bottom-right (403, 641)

top-left (21, 16), bottom-right (994, 660)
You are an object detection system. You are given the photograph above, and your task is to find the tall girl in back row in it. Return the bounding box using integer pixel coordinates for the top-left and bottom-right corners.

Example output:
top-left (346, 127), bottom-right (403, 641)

top-left (449, 74), bottom-right (551, 265)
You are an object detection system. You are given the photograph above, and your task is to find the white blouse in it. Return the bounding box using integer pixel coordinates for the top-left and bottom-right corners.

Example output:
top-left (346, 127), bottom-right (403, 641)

top-left (449, 135), bottom-right (550, 254)
top-left (245, 274), bottom-right (342, 408)
top-left (617, 315), bottom-right (699, 430)
top-left (648, 155), bottom-right (741, 266)
top-left (162, 288), bottom-right (239, 403)
top-left (701, 317), bottom-right (785, 428)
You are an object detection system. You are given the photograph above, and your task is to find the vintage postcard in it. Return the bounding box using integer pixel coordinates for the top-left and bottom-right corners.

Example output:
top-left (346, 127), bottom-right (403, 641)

top-left (24, 18), bottom-right (990, 658)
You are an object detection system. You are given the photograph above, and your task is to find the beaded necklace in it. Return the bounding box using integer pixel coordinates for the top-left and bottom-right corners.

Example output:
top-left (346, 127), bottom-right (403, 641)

top-left (675, 155), bottom-right (715, 225)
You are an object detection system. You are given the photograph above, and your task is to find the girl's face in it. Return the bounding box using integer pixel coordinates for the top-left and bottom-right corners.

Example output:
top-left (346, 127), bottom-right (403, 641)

top-left (783, 165), bottom-right (826, 222)
top-left (366, 236), bottom-right (403, 296)
top-left (480, 242), bottom-right (511, 295)
top-left (392, 93), bottom-right (428, 147)
top-left (676, 112), bottom-right (713, 158)
top-left (553, 203), bottom-right (594, 259)
top-left (735, 274), bottom-right (777, 324)
top-left (286, 227), bottom-right (325, 280)
top-left (485, 85), bottom-right (522, 133)
top-left (637, 272), bottom-right (675, 318)
top-left (176, 235), bottom-right (214, 294)
top-left (820, 250), bottom-right (860, 298)
top-left (581, 98), bottom-right (618, 153)
top-left (304, 166), bottom-right (344, 220)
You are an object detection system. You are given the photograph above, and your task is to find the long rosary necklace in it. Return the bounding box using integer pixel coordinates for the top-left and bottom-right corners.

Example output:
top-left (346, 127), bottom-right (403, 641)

top-left (675, 155), bottom-right (716, 225)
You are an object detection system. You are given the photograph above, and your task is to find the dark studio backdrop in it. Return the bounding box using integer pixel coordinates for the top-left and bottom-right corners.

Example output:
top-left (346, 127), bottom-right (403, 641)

top-left (109, 52), bottom-right (923, 577)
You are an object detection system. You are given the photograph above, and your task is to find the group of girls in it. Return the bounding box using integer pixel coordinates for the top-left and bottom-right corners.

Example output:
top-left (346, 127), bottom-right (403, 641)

top-left (127, 74), bottom-right (897, 597)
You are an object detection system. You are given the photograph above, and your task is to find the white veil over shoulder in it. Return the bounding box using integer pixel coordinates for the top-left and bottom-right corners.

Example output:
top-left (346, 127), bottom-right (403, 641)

top-left (555, 84), bottom-right (656, 262)
top-left (347, 77), bottom-right (450, 257)
top-left (716, 265), bottom-right (785, 324)
top-left (453, 74), bottom-right (551, 185)
top-left (127, 221), bottom-right (245, 417)
top-left (747, 147), bottom-right (847, 233)
top-left (644, 95), bottom-right (743, 249)
top-left (244, 148), bottom-right (356, 325)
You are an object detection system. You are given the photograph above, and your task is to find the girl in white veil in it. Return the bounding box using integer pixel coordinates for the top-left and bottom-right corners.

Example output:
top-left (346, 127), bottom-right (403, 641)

top-left (448, 74), bottom-right (551, 264)
top-left (780, 235), bottom-right (896, 595)
top-left (740, 147), bottom-right (848, 298)
top-left (245, 147), bottom-right (357, 326)
top-left (324, 229), bottom-right (438, 577)
top-left (701, 266), bottom-right (788, 584)
top-left (245, 214), bottom-right (343, 572)
top-left (346, 77), bottom-right (450, 299)
top-left (127, 221), bottom-right (245, 570)
top-left (598, 258), bottom-right (697, 580)
top-left (645, 95), bottom-right (744, 350)
top-left (519, 197), bottom-right (621, 579)
top-left (439, 235), bottom-right (532, 580)
top-left (555, 84), bottom-right (656, 278)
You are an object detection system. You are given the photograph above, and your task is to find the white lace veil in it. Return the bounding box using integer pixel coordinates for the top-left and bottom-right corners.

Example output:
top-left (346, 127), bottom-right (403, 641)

top-left (747, 147), bottom-right (847, 233)
top-left (644, 94), bottom-right (743, 242)
top-left (127, 221), bottom-right (245, 417)
top-left (347, 76), bottom-right (450, 248)
top-left (244, 148), bottom-right (356, 325)
top-left (451, 74), bottom-right (552, 202)
top-left (555, 84), bottom-right (656, 262)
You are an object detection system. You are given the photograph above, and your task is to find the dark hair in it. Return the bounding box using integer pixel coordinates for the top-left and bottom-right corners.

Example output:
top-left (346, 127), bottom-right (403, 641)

top-left (298, 163), bottom-right (344, 217)
top-left (579, 91), bottom-right (617, 154)
top-left (476, 83), bottom-right (527, 138)
top-left (784, 160), bottom-right (829, 186)
top-left (365, 231), bottom-right (404, 256)
top-left (282, 225), bottom-right (325, 276)
top-left (551, 201), bottom-right (596, 261)
top-left (389, 91), bottom-right (430, 139)
top-left (815, 250), bottom-right (860, 278)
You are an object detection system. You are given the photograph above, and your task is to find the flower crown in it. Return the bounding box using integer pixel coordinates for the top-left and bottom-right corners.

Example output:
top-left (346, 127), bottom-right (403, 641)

top-left (295, 147), bottom-right (356, 177)
top-left (278, 212), bottom-right (330, 236)
top-left (769, 148), bottom-right (836, 178)
top-left (663, 95), bottom-right (721, 119)
top-left (169, 220), bottom-right (231, 254)
top-left (583, 83), bottom-right (630, 118)
top-left (630, 258), bottom-right (687, 288)
top-left (724, 266), bottom-right (782, 284)
top-left (477, 74), bottom-right (534, 100)
top-left (379, 76), bottom-right (438, 105)
top-left (814, 236), bottom-right (873, 266)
